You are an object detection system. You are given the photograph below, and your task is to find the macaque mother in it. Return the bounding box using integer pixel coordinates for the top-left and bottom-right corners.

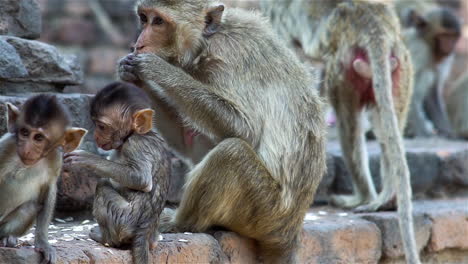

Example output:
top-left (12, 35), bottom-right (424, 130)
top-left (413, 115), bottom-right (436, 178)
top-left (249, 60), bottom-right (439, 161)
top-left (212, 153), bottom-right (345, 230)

top-left (119, 0), bottom-right (326, 262)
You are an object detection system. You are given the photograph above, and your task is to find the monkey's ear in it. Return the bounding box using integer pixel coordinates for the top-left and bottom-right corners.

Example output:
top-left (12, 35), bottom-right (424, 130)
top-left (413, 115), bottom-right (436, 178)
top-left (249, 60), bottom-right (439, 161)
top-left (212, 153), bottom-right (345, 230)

top-left (203, 5), bottom-right (224, 37)
top-left (62, 128), bottom-right (88, 153)
top-left (407, 10), bottom-right (427, 29)
top-left (132, 108), bottom-right (154, 134)
top-left (6, 103), bottom-right (20, 133)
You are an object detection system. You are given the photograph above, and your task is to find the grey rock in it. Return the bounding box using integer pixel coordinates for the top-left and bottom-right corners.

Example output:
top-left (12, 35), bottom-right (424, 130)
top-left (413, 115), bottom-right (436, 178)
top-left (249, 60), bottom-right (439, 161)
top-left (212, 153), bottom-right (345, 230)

top-left (0, 36), bottom-right (83, 85)
top-left (359, 212), bottom-right (432, 258)
top-left (327, 138), bottom-right (468, 201)
top-left (0, 39), bottom-right (28, 79)
top-left (0, 81), bottom-right (61, 94)
top-left (0, 0), bottom-right (41, 39)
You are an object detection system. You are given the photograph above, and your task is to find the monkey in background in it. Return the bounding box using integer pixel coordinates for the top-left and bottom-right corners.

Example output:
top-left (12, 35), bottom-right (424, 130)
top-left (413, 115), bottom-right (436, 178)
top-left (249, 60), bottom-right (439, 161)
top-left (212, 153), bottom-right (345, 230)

top-left (447, 74), bottom-right (468, 138)
top-left (395, 0), bottom-right (462, 138)
top-left (0, 95), bottom-right (87, 264)
top-left (262, 1), bottom-right (420, 263)
top-left (118, 0), bottom-right (327, 262)
top-left (63, 82), bottom-right (170, 264)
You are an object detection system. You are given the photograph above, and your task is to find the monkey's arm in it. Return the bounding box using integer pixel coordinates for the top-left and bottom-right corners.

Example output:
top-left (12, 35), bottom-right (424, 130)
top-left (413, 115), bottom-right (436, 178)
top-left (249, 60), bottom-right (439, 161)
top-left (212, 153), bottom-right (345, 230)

top-left (63, 151), bottom-right (152, 192)
top-left (120, 54), bottom-right (255, 143)
top-left (35, 182), bottom-right (57, 263)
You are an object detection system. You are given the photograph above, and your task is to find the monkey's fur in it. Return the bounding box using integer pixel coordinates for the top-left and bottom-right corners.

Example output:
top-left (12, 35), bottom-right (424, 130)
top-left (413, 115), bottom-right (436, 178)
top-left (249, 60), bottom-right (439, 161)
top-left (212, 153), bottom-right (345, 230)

top-left (118, 0), bottom-right (327, 262)
top-left (395, 0), bottom-right (461, 138)
top-left (0, 95), bottom-right (87, 264)
top-left (262, 1), bottom-right (420, 263)
top-left (63, 83), bottom-right (171, 264)
top-left (447, 74), bottom-right (468, 138)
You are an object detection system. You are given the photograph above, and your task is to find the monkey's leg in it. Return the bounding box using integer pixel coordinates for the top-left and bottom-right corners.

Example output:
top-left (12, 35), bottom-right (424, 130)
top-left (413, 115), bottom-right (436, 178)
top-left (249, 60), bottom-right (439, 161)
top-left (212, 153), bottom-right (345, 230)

top-left (405, 71), bottom-right (436, 137)
top-left (92, 181), bottom-right (137, 247)
top-left (0, 201), bottom-right (38, 246)
top-left (331, 103), bottom-right (377, 208)
top-left (355, 109), bottom-right (401, 212)
top-left (171, 138), bottom-right (298, 263)
top-left (424, 84), bottom-right (454, 137)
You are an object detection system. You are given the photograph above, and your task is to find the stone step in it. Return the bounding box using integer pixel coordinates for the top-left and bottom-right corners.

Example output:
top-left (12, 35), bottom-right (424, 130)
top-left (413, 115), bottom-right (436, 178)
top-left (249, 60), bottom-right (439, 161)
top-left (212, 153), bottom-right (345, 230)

top-left (323, 139), bottom-right (468, 203)
top-left (0, 199), bottom-right (466, 264)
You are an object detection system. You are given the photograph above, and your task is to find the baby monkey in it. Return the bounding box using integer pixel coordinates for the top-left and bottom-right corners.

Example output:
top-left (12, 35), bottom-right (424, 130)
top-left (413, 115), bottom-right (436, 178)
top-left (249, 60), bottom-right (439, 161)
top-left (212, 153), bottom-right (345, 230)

top-left (63, 82), bottom-right (170, 264)
top-left (0, 94), bottom-right (87, 264)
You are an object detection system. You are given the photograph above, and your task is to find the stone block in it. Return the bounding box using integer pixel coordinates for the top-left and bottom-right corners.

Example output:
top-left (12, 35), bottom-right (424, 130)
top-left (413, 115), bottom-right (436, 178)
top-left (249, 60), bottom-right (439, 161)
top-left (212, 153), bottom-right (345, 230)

top-left (298, 216), bottom-right (382, 264)
top-left (0, 0), bottom-right (41, 39)
top-left (0, 36), bottom-right (83, 85)
top-left (359, 212), bottom-right (432, 259)
top-left (413, 200), bottom-right (468, 252)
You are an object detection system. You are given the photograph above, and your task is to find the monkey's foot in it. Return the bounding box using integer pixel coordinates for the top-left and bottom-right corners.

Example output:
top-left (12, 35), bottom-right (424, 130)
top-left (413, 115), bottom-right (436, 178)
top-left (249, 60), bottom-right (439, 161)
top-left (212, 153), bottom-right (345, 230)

top-left (0, 235), bottom-right (18, 247)
top-left (330, 194), bottom-right (366, 209)
top-left (353, 194), bottom-right (397, 212)
top-left (158, 208), bottom-right (180, 233)
top-left (89, 226), bottom-right (104, 244)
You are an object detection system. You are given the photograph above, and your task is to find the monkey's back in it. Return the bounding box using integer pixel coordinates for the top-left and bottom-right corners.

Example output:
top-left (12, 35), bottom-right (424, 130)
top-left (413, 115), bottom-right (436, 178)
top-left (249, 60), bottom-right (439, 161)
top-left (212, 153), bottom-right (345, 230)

top-left (198, 8), bottom-right (327, 208)
top-left (114, 131), bottom-right (171, 223)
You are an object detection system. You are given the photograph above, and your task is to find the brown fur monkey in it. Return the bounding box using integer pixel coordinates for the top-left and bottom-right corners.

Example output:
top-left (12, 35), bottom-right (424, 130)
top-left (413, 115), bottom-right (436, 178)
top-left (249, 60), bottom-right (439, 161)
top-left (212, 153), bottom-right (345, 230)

top-left (118, 0), bottom-right (327, 262)
top-left (63, 82), bottom-right (171, 264)
top-left (395, 0), bottom-right (462, 138)
top-left (0, 95), bottom-right (87, 264)
top-left (263, 1), bottom-right (420, 263)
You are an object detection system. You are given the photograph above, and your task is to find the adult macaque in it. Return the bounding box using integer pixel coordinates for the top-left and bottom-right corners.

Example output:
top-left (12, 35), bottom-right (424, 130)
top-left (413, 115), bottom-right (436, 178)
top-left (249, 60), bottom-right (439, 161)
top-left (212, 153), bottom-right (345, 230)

top-left (63, 82), bottom-right (170, 264)
top-left (262, 1), bottom-right (419, 263)
top-left (447, 74), bottom-right (468, 138)
top-left (395, 0), bottom-right (462, 137)
top-left (0, 94), bottom-right (87, 264)
top-left (118, 0), bottom-right (327, 262)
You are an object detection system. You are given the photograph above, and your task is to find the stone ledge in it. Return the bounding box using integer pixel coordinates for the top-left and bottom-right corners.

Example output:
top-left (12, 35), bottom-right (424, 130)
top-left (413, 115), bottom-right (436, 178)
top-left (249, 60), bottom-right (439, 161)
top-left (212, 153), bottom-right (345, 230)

top-left (1, 199), bottom-right (466, 264)
top-left (328, 138), bottom-right (468, 201)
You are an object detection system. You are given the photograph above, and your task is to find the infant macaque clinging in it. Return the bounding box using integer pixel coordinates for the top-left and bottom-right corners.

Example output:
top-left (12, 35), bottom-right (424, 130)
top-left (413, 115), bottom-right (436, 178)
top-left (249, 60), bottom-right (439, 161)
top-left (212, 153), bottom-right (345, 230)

top-left (63, 82), bottom-right (171, 264)
top-left (0, 94), bottom-right (87, 264)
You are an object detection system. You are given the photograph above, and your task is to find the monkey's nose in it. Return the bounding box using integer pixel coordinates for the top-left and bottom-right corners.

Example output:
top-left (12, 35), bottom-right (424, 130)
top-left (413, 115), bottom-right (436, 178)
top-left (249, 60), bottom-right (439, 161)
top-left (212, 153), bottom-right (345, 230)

top-left (134, 45), bottom-right (145, 52)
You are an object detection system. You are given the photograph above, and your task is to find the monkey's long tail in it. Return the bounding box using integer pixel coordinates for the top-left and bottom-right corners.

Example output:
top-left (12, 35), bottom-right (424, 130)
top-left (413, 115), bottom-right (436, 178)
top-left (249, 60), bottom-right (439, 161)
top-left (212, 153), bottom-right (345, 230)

top-left (368, 44), bottom-right (421, 264)
top-left (132, 225), bottom-right (150, 264)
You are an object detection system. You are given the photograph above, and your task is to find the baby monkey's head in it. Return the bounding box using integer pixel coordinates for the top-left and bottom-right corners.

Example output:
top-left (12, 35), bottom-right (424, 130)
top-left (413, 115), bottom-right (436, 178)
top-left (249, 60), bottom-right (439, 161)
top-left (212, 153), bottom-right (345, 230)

top-left (90, 82), bottom-right (154, 151)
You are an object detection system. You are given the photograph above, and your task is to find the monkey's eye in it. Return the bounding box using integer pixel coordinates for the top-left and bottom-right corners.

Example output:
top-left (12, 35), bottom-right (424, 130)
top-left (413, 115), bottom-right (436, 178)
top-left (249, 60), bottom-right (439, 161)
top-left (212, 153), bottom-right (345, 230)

top-left (153, 16), bottom-right (164, 25)
top-left (139, 13), bottom-right (147, 24)
top-left (34, 134), bottom-right (44, 142)
top-left (96, 123), bottom-right (106, 131)
top-left (19, 128), bottom-right (29, 137)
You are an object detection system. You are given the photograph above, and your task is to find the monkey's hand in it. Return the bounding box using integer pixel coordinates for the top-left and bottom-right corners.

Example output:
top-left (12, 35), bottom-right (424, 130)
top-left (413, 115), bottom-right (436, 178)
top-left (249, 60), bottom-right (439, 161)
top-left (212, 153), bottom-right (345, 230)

top-left (63, 150), bottom-right (100, 171)
top-left (35, 242), bottom-right (56, 264)
top-left (120, 53), bottom-right (174, 86)
top-left (118, 54), bottom-right (140, 83)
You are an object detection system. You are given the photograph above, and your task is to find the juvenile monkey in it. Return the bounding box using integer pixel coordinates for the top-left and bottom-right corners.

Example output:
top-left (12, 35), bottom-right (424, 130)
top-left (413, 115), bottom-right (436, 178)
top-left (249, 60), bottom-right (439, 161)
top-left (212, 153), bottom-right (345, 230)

top-left (118, 0), bottom-right (327, 262)
top-left (262, 1), bottom-right (419, 263)
top-left (0, 95), bottom-right (87, 264)
top-left (395, 0), bottom-right (462, 137)
top-left (63, 82), bottom-right (170, 264)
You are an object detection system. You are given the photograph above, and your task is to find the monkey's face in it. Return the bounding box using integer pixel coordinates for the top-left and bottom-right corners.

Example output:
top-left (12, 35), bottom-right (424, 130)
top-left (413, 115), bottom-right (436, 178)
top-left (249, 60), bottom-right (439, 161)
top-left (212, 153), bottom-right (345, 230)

top-left (93, 121), bottom-right (131, 151)
top-left (133, 7), bottom-right (176, 58)
top-left (15, 125), bottom-right (50, 166)
top-left (93, 108), bottom-right (133, 151)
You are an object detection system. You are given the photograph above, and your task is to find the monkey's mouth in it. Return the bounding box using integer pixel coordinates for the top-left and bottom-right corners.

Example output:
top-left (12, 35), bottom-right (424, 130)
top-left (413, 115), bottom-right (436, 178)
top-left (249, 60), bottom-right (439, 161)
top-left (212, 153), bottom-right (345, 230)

top-left (20, 157), bottom-right (39, 166)
top-left (98, 143), bottom-right (113, 151)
